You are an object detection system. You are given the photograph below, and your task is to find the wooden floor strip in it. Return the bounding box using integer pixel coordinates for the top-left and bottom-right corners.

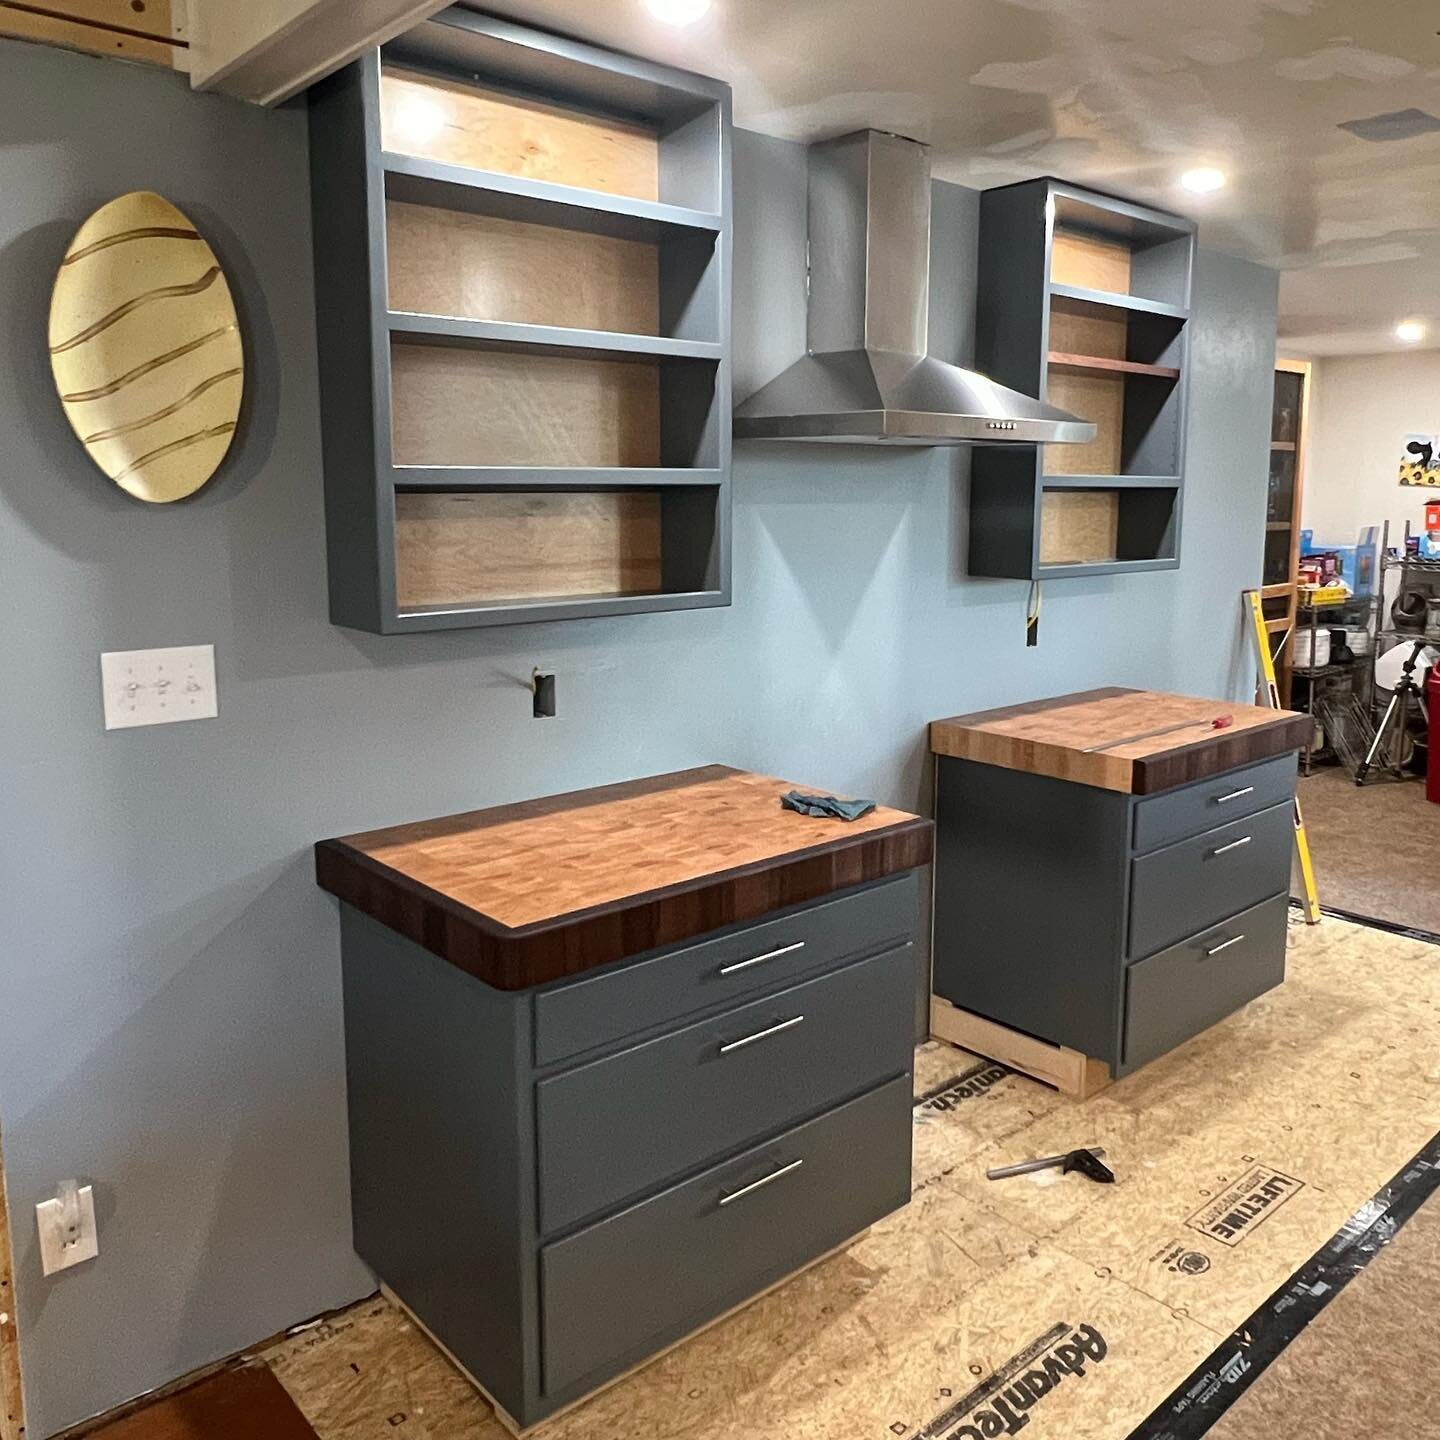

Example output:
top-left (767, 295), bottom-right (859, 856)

top-left (0, 1130), bottom-right (23, 1440)
top-left (81, 1365), bottom-right (318, 1440)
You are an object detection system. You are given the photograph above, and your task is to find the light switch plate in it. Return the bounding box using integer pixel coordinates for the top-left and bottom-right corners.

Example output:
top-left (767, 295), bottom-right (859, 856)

top-left (101, 645), bottom-right (218, 730)
top-left (36, 1185), bottom-right (99, 1276)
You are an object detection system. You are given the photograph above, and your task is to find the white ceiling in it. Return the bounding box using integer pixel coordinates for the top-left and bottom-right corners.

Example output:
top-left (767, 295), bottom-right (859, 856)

top-left (479, 0), bottom-right (1440, 357)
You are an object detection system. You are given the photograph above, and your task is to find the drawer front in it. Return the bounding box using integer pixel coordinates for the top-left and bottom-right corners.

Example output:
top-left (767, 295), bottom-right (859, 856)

top-left (536, 945), bottom-right (914, 1236)
top-left (533, 874), bottom-right (916, 1068)
top-left (1128, 801), bottom-right (1293, 960)
top-left (540, 1074), bottom-right (912, 1398)
top-left (1124, 893), bottom-right (1289, 1070)
top-left (1132, 752), bottom-right (1297, 855)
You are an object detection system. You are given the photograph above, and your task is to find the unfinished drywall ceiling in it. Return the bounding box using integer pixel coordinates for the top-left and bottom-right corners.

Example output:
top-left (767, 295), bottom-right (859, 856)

top-left (480, 0), bottom-right (1440, 355)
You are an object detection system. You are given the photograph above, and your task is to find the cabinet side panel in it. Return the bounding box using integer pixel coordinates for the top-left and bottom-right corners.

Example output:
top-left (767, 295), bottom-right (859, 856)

top-left (931, 758), bottom-right (1128, 1064)
top-left (309, 60), bottom-right (387, 632)
top-left (968, 453), bottom-right (1039, 579)
top-left (975, 181), bottom-right (1048, 392)
top-left (340, 907), bottom-right (532, 1413)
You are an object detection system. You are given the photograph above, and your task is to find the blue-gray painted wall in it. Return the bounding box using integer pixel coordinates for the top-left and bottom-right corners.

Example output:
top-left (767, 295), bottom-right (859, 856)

top-left (0, 39), bottom-right (1277, 1438)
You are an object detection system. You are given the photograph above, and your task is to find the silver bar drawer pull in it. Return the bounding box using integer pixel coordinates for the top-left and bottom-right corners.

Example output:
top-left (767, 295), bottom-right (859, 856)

top-left (1210, 836), bottom-right (1253, 857)
top-left (719, 1158), bottom-right (804, 1207)
top-left (718, 940), bottom-right (805, 976)
top-left (718, 1014), bottom-right (805, 1055)
top-left (1214, 786), bottom-right (1256, 805)
top-left (1205, 934), bottom-right (1246, 957)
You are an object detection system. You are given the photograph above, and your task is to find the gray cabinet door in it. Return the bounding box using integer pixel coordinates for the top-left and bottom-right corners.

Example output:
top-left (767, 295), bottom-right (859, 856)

top-left (540, 1076), bottom-right (912, 1397)
top-left (535, 945), bottom-right (914, 1234)
top-left (1128, 802), bottom-right (1293, 959)
top-left (1124, 893), bottom-right (1288, 1069)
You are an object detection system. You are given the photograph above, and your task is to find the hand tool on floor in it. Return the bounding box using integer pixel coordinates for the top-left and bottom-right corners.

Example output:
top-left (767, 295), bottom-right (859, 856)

top-left (1243, 589), bottom-right (1321, 924)
top-left (1081, 714), bottom-right (1234, 754)
top-left (986, 1147), bottom-right (1115, 1184)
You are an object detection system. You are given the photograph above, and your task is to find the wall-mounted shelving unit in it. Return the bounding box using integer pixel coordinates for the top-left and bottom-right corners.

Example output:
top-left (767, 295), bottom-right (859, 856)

top-left (969, 180), bottom-right (1196, 580)
top-left (309, 8), bottom-right (732, 631)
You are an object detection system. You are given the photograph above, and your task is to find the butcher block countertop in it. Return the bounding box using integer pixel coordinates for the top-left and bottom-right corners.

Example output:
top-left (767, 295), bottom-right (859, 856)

top-left (930, 687), bottom-right (1311, 795)
top-left (315, 766), bottom-right (932, 990)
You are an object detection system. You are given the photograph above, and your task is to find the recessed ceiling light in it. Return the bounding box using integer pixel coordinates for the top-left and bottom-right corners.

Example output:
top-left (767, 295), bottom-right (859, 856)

top-left (644, 0), bottom-right (712, 23)
top-left (1180, 166), bottom-right (1227, 194)
top-left (1397, 320), bottom-right (1426, 344)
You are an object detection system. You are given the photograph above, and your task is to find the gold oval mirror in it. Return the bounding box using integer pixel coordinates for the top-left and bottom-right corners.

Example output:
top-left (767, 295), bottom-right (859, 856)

top-left (49, 191), bottom-right (244, 503)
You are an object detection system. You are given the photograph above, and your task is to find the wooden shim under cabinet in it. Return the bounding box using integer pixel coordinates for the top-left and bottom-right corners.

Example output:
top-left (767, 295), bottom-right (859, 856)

top-left (1041, 489), bottom-right (1120, 566)
top-left (386, 201), bottom-right (661, 335)
top-left (389, 344), bottom-right (663, 469)
top-left (380, 68), bottom-right (660, 202)
top-left (394, 490), bottom-right (663, 608)
top-left (930, 994), bottom-right (1111, 1099)
top-left (1043, 369), bottom-right (1124, 477)
top-left (1051, 226), bottom-right (1132, 295)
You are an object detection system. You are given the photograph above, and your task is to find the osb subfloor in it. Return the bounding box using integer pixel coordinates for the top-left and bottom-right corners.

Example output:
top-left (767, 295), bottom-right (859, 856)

top-left (1208, 1184), bottom-right (1440, 1439)
top-left (258, 915), bottom-right (1440, 1440)
top-left (1296, 764), bottom-right (1440, 934)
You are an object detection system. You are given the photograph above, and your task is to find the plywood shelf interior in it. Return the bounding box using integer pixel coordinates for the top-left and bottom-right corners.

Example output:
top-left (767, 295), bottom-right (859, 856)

top-left (1047, 351), bottom-right (1181, 380)
top-left (385, 313), bottom-right (723, 363)
top-left (309, 4), bottom-right (732, 632)
top-left (1038, 484), bottom-right (1180, 572)
top-left (1048, 282), bottom-right (1189, 321)
top-left (970, 179), bottom-right (1194, 581)
top-left (393, 485), bottom-right (723, 614)
top-left (393, 466), bottom-right (727, 489)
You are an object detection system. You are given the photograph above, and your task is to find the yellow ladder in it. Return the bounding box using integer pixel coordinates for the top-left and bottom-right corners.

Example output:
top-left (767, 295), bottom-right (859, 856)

top-left (1245, 589), bottom-right (1321, 924)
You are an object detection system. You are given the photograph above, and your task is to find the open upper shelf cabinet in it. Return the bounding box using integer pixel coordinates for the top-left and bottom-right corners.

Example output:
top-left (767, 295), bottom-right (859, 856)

top-left (308, 8), bottom-right (732, 631)
top-left (969, 179), bottom-right (1196, 580)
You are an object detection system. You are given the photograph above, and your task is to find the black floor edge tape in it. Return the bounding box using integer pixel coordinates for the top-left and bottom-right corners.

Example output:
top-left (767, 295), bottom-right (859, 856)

top-left (1316, 902), bottom-right (1440, 948)
top-left (1125, 1128), bottom-right (1440, 1439)
top-left (1286, 894), bottom-right (1440, 947)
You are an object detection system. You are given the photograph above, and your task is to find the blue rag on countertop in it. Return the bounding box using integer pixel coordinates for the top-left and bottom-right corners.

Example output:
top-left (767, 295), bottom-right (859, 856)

top-left (780, 790), bottom-right (877, 822)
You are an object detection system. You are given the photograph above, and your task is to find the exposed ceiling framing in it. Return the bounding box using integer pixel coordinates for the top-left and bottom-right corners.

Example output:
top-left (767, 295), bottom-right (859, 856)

top-left (0, 0), bottom-right (451, 103)
top-left (0, 0), bottom-right (187, 69)
top-left (186, 0), bottom-right (449, 105)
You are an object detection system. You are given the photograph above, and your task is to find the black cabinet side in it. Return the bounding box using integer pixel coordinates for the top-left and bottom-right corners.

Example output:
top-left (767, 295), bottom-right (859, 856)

top-left (931, 757), bottom-right (1130, 1065)
top-left (339, 907), bottom-right (536, 1416)
top-left (308, 58), bottom-right (391, 633)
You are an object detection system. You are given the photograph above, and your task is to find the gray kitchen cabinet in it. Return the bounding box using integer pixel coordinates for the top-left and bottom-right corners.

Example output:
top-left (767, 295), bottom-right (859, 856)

top-left (928, 689), bottom-right (1310, 1083)
top-left (316, 766), bottom-right (932, 1429)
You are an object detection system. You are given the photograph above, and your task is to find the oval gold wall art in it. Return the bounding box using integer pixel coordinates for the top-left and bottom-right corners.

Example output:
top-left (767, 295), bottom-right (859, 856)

top-left (49, 191), bottom-right (244, 503)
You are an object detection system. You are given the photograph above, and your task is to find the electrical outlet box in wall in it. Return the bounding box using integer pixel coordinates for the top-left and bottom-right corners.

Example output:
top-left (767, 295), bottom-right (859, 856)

top-left (100, 645), bottom-right (218, 730)
top-left (36, 1183), bottom-right (98, 1276)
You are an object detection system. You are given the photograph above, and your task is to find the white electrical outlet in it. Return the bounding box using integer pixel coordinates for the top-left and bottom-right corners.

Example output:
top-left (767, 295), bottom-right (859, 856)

top-left (36, 1182), bottom-right (99, 1276)
top-left (101, 645), bottom-right (218, 730)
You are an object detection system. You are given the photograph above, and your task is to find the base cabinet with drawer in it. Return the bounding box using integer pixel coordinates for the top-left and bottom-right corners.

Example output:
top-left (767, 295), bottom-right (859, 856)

top-left (317, 767), bottom-right (931, 1431)
top-left (929, 691), bottom-right (1309, 1080)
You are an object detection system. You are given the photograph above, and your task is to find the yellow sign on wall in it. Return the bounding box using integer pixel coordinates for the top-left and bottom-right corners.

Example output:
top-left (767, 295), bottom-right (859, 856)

top-left (1399, 433), bottom-right (1440, 487)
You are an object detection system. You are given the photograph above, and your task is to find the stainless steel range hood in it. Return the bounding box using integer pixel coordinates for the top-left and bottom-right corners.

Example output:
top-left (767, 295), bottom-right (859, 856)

top-left (733, 130), bottom-right (1095, 448)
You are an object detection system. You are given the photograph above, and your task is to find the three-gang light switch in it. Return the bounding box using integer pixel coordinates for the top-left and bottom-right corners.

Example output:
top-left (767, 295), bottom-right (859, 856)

top-left (100, 645), bottom-right (218, 730)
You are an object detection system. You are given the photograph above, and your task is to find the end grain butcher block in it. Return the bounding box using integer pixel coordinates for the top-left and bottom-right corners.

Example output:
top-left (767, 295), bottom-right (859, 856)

top-left (315, 765), bottom-right (933, 989)
top-left (930, 687), bottom-right (1311, 795)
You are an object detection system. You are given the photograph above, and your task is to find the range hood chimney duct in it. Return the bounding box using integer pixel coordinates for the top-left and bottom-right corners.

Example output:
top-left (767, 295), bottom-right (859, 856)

top-left (733, 130), bottom-right (1096, 448)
